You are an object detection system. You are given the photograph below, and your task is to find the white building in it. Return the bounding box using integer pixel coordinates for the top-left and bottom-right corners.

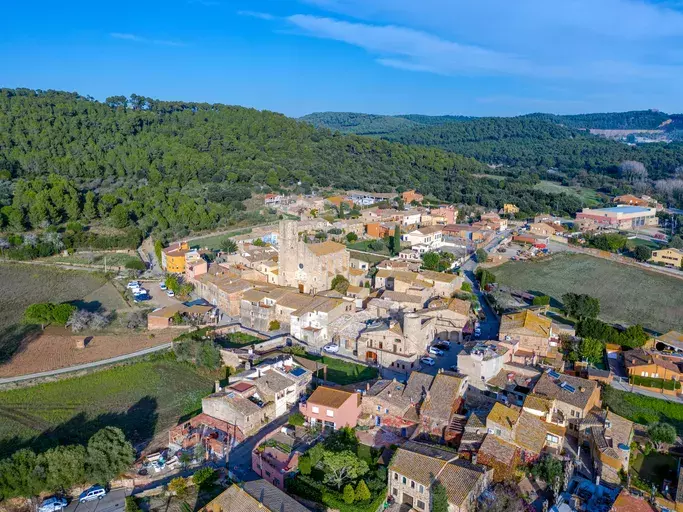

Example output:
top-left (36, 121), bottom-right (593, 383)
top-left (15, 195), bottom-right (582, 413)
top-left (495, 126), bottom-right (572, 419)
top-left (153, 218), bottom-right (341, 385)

top-left (402, 225), bottom-right (444, 249)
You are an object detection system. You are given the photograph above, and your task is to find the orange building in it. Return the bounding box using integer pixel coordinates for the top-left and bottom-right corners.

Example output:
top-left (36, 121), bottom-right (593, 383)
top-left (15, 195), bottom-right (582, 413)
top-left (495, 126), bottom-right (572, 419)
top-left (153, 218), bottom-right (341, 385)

top-left (365, 222), bottom-right (397, 238)
top-left (402, 189), bottom-right (424, 204)
top-left (162, 241), bottom-right (190, 273)
top-left (325, 195), bottom-right (354, 208)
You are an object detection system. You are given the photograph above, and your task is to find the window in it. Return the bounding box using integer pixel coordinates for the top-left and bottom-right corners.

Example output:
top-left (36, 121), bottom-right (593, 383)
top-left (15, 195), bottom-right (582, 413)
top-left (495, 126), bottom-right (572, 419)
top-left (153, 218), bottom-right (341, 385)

top-left (394, 472), bottom-right (398, 481)
top-left (570, 410), bottom-right (575, 417)
top-left (411, 480), bottom-right (415, 489)
top-left (417, 500), bottom-right (426, 510)
top-left (402, 476), bottom-right (407, 485)
top-left (377, 405), bottom-right (382, 412)
top-left (546, 434), bottom-right (559, 443)
top-left (392, 488), bottom-right (398, 497)
top-left (419, 485), bottom-right (424, 493)
top-left (326, 409), bottom-right (334, 417)
top-left (385, 408), bottom-right (389, 414)
top-left (265, 470), bottom-right (271, 477)
top-left (312, 406), bottom-right (319, 414)
top-left (495, 428), bottom-right (501, 436)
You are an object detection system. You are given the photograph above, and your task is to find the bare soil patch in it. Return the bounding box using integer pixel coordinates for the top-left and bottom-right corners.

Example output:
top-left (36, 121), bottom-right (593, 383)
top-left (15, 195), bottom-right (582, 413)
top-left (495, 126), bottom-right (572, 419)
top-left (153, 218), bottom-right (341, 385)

top-left (0, 328), bottom-right (182, 377)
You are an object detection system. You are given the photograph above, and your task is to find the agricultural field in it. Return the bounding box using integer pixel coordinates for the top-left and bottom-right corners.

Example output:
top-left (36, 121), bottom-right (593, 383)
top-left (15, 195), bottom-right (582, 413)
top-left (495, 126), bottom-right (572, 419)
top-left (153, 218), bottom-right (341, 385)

top-left (0, 355), bottom-right (215, 457)
top-left (494, 253), bottom-right (683, 333)
top-left (46, 251), bottom-right (142, 268)
top-left (533, 180), bottom-right (602, 206)
top-left (188, 228), bottom-right (253, 251)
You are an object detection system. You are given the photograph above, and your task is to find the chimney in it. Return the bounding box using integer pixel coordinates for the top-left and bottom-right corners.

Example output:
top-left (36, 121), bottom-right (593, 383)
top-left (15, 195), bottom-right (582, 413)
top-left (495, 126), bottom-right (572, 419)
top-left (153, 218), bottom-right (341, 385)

top-left (366, 382), bottom-right (371, 392)
top-left (215, 380), bottom-right (221, 393)
top-left (472, 454), bottom-right (477, 465)
top-left (579, 386), bottom-right (585, 393)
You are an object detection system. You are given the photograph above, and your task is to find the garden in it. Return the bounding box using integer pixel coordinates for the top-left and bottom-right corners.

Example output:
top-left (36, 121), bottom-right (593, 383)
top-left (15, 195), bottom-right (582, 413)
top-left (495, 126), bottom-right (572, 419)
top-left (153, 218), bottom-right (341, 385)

top-left (603, 387), bottom-right (683, 436)
top-left (217, 331), bottom-right (263, 349)
top-left (285, 427), bottom-right (387, 512)
top-left (299, 353), bottom-right (379, 385)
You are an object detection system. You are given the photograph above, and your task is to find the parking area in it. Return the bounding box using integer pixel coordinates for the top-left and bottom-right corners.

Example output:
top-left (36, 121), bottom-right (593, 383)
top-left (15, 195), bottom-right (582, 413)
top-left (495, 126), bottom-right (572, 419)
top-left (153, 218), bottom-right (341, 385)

top-left (64, 489), bottom-right (127, 512)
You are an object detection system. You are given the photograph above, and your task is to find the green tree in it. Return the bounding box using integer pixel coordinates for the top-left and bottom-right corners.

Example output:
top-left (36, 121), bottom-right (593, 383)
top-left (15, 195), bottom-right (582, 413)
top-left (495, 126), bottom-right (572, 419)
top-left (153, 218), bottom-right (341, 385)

top-left (322, 451), bottom-right (369, 490)
top-left (1, 449), bottom-right (45, 498)
top-left (86, 426), bottom-right (135, 484)
top-left (355, 480), bottom-right (371, 502)
top-left (289, 412), bottom-right (305, 426)
top-left (475, 248), bottom-right (488, 263)
top-left (331, 274), bottom-right (350, 294)
top-left (422, 252), bottom-right (441, 271)
top-left (532, 295), bottom-right (551, 306)
top-left (578, 337), bottom-right (604, 365)
top-left (220, 237), bottom-right (238, 254)
top-left (82, 191), bottom-right (98, 221)
top-left (346, 232), bottom-right (358, 243)
top-left (24, 303), bottom-right (54, 329)
top-left (431, 481), bottom-right (449, 512)
top-left (308, 443), bottom-right (325, 467)
top-left (343, 484), bottom-right (355, 504)
top-left (125, 497), bottom-right (141, 512)
top-left (298, 454), bottom-right (312, 476)
top-left (461, 281), bottom-right (472, 292)
top-left (475, 268), bottom-right (497, 288)
top-left (253, 238), bottom-right (266, 247)
top-left (154, 240), bottom-right (163, 263)
top-left (648, 422), bottom-right (676, 450)
top-left (633, 245), bottom-right (652, 262)
top-left (168, 477), bottom-right (189, 498)
top-left (391, 225), bottom-right (402, 256)
top-left (562, 293), bottom-right (600, 319)
top-left (192, 467), bottom-right (216, 487)
top-left (670, 235), bottom-right (683, 250)
top-left (268, 320), bottom-right (281, 331)
top-left (530, 455), bottom-right (563, 486)
top-left (43, 445), bottom-right (86, 492)
top-left (110, 204), bottom-right (130, 229)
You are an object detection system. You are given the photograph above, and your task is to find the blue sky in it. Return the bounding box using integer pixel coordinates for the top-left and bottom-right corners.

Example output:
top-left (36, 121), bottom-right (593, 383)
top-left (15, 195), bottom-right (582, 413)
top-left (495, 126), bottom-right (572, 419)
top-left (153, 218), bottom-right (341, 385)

top-left (2, 0), bottom-right (683, 117)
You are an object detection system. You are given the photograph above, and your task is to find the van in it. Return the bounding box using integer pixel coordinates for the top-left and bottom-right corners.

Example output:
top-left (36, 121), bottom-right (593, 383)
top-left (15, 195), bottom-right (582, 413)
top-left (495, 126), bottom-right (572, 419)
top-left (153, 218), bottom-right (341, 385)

top-left (79, 486), bottom-right (106, 503)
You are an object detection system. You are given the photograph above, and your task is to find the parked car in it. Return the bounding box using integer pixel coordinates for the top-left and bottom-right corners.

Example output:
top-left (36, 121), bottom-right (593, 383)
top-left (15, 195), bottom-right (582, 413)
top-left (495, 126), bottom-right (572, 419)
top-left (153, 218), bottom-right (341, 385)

top-left (420, 357), bottom-right (435, 366)
top-left (428, 346), bottom-right (444, 356)
top-left (435, 343), bottom-right (450, 351)
top-left (474, 329), bottom-right (482, 338)
top-left (127, 281), bottom-right (140, 289)
top-left (167, 290), bottom-right (175, 297)
top-left (323, 344), bottom-right (340, 354)
top-left (39, 497), bottom-right (68, 512)
top-left (159, 282), bottom-right (167, 290)
top-left (79, 486), bottom-right (106, 503)
top-left (449, 365), bottom-right (459, 372)
top-left (436, 339), bottom-right (451, 348)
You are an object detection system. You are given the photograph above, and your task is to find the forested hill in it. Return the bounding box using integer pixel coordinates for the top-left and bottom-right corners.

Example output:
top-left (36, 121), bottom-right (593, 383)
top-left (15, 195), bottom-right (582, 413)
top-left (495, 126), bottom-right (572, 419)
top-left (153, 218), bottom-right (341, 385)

top-left (0, 88), bottom-right (590, 241)
top-left (299, 112), bottom-right (473, 135)
top-left (523, 110), bottom-right (673, 130)
top-left (303, 112), bottom-right (683, 179)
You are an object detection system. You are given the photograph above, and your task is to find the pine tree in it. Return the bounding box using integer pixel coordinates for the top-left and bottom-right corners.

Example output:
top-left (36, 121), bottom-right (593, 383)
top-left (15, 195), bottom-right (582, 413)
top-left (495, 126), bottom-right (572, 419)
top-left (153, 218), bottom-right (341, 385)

top-left (432, 481), bottom-right (448, 512)
top-left (343, 484), bottom-right (355, 504)
top-left (392, 225), bottom-right (402, 256)
top-left (355, 480), bottom-right (371, 502)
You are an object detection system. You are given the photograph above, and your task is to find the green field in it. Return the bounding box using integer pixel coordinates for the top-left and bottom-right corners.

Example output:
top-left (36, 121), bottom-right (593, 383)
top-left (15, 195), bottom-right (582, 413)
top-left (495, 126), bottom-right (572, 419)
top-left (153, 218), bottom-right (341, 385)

top-left (630, 452), bottom-right (678, 490)
top-left (533, 180), bottom-right (602, 206)
top-left (346, 240), bottom-right (391, 256)
top-left (0, 356), bottom-right (214, 457)
top-left (48, 252), bottom-right (142, 267)
top-left (302, 354), bottom-right (378, 385)
top-left (494, 253), bottom-right (683, 332)
top-left (188, 228), bottom-right (254, 250)
top-left (602, 386), bottom-right (683, 434)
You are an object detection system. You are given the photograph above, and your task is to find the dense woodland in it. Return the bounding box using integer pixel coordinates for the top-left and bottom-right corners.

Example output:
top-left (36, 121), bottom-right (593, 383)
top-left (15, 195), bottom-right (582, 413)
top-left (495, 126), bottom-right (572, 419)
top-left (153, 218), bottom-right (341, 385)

top-left (0, 89), bottom-right (604, 249)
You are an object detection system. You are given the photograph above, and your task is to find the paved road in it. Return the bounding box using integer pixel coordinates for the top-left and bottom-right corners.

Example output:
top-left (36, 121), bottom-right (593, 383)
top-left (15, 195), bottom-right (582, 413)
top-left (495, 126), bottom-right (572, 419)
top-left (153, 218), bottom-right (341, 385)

top-left (64, 489), bottom-right (127, 512)
top-left (228, 413), bottom-right (291, 482)
top-left (0, 344), bottom-right (172, 385)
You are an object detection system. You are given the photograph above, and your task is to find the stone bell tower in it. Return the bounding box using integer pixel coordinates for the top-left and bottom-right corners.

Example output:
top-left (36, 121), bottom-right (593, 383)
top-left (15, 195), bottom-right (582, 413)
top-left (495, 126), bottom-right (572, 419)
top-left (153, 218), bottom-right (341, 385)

top-left (278, 220), bottom-right (300, 288)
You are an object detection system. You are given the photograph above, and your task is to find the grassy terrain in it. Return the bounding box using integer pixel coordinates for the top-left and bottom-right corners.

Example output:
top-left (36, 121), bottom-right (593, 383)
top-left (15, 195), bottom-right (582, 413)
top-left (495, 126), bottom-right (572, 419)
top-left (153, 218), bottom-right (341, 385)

top-left (346, 240), bottom-right (391, 256)
top-left (48, 252), bottom-right (141, 267)
top-left (533, 180), bottom-right (602, 206)
top-left (218, 332), bottom-right (263, 349)
top-left (603, 386), bottom-right (683, 435)
top-left (188, 228), bottom-right (254, 250)
top-left (494, 253), bottom-right (683, 332)
top-left (626, 238), bottom-right (664, 251)
top-left (0, 355), bottom-right (215, 457)
top-left (302, 354), bottom-right (378, 385)
top-left (348, 250), bottom-right (386, 265)
top-left (630, 452), bottom-right (678, 490)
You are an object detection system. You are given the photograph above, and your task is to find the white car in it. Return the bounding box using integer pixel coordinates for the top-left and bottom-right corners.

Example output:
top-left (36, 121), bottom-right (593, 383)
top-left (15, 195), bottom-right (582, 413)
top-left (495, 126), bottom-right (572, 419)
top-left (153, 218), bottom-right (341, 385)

top-left (39, 497), bottom-right (67, 512)
top-left (428, 346), bottom-right (444, 356)
top-left (160, 282), bottom-right (167, 290)
top-left (420, 357), bottom-right (435, 366)
top-left (127, 281), bottom-right (140, 289)
top-left (167, 290), bottom-right (175, 297)
top-left (474, 328), bottom-right (482, 338)
top-left (79, 486), bottom-right (106, 503)
top-left (323, 344), bottom-right (340, 354)
top-left (436, 339), bottom-right (451, 348)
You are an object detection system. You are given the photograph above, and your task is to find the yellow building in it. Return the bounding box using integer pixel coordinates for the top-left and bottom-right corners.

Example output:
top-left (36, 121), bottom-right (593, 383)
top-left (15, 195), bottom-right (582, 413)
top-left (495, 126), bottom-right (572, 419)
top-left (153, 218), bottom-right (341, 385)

top-left (162, 241), bottom-right (189, 273)
top-left (650, 248), bottom-right (683, 268)
top-left (503, 203), bottom-right (520, 214)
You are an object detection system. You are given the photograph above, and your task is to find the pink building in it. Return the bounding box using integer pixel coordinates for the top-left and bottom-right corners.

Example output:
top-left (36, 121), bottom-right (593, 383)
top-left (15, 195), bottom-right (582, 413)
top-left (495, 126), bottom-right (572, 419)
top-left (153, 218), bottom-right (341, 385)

top-left (430, 206), bottom-right (458, 225)
top-left (299, 386), bottom-right (361, 430)
top-left (252, 430), bottom-right (300, 490)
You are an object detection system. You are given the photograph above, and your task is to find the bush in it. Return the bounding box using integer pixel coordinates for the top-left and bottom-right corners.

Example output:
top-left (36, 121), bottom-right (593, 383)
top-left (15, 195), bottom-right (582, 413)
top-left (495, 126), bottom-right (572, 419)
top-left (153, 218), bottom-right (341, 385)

top-left (461, 281), bottom-right (472, 292)
top-left (343, 484), bottom-right (355, 504)
top-left (355, 480), bottom-right (371, 502)
top-left (125, 259), bottom-right (146, 271)
top-left (299, 454), bottom-right (312, 475)
top-left (125, 497), bottom-right (141, 512)
top-left (192, 467), bottom-right (216, 487)
top-left (631, 375), bottom-right (681, 390)
top-left (532, 295), bottom-right (551, 306)
top-left (268, 320), bottom-right (281, 331)
top-left (289, 411), bottom-right (305, 426)
top-left (346, 232), bottom-right (358, 243)
top-left (168, 477), bottom-right (189, 498)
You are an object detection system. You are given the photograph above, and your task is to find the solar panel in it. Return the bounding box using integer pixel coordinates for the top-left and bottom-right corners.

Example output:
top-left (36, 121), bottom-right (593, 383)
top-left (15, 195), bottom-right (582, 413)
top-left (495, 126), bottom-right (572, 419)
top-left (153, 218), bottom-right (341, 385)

top-left (548, 370), bottom-right (560, 379)
top-left (560, 382), bottom-right (576, 393)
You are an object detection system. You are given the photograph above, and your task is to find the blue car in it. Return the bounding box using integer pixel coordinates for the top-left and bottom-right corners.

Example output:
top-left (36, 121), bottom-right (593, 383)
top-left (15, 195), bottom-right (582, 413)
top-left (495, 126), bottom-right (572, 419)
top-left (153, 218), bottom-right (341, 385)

top-left (79, 486), bottom-right (106, 503)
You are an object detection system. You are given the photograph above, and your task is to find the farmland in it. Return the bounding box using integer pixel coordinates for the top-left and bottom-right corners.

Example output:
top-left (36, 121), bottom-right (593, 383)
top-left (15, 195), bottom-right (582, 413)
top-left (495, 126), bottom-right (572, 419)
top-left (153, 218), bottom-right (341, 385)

top-left (0, 355), bottom-right (215, 457)
top-left (46, 251), bottom-right (142, 268)
top-left (533, 180), bottom-right (602, 206)
top-left (494, 253), bottom-right (683, 333)
top-left (188, 228), bottom-right (254, 250)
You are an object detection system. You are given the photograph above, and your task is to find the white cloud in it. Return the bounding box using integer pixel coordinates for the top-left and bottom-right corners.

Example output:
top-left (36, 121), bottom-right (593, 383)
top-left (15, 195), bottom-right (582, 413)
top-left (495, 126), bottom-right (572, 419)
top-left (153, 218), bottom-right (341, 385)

top-left (110, 32), bottom-right (185, 47)
top-left (237, 10), bottom-right (275, 20)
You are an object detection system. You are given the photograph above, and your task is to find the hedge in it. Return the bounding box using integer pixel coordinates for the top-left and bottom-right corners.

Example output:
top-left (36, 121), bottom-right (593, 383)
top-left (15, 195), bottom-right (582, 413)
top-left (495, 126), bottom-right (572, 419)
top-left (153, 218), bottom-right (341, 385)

top-left (630, 375), bottom-right (682, 391)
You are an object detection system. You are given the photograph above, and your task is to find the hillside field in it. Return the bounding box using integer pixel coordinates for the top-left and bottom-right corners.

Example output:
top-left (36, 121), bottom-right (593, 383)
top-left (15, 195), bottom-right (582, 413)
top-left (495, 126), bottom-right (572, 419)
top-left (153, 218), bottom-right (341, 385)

top-left (0, 356), bottom-right (215, 457)
top-left (494, 253), bottom-right (683, 333)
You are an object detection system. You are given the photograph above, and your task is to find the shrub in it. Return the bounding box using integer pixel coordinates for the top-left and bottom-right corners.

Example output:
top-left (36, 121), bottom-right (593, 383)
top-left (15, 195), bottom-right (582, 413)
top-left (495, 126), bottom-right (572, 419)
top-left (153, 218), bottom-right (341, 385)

top-left (346, 232), bottom-right (358, 243)
top-left (343, 484), bottom-right (355, 504)
top-left (125, 497), bottom-right (141, 512)
top-left (532, 295), bottom-right (551, 306)
top-left (461, 282), bottom-right (472, 292)
top-left (289, 412), bottom-right (305, 426)
top-left (125, 259), bottom-right (146, 271)
top-left (299, 454), bottom-right (312, 475)
top-left (168, 477), bottom-right (189, 498)
top-left (192, 467), bottom-right (216, 487)
top-left (268, 320), bottom-right (281, 331)
top-left (355, 480), bottom-right (371, 502)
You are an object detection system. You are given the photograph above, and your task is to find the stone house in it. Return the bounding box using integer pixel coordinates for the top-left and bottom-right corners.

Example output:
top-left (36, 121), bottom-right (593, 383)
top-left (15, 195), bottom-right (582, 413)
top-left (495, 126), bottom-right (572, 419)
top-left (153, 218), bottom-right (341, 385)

top-left (417, 297), bottom-right (471, 342)
top-left (457, 342), bottom-right (507, 389)
top-left (290, 295), bottom-right (355, 349)
top-left (420, 371), bottom-right (469, 443)
top-left (192, 265), bottom-right (256, 316)
top-left (531, 372), bottom-right (601, 435)
top-left (578, 409), bottom-right (633, 484)
top-left (202, 480), bottom-right (311, 512)
top-left (362, 378), bottom-right (421, 438)
top-left (389, 441), bottom-right (491, 512)
top-left (499, 310), bottom-right (555, 361)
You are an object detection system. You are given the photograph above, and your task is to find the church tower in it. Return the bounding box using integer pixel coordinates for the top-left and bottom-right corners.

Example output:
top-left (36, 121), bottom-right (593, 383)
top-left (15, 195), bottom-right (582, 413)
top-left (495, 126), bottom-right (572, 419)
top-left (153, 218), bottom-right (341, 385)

top-left (278, 220), bottom-right (300, 288)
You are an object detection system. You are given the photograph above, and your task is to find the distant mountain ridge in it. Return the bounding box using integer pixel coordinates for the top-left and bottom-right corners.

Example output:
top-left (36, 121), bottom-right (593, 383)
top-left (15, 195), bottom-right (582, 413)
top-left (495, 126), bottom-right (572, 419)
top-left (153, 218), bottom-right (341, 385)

top-left (300, 110), bottom-right (678, 135)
